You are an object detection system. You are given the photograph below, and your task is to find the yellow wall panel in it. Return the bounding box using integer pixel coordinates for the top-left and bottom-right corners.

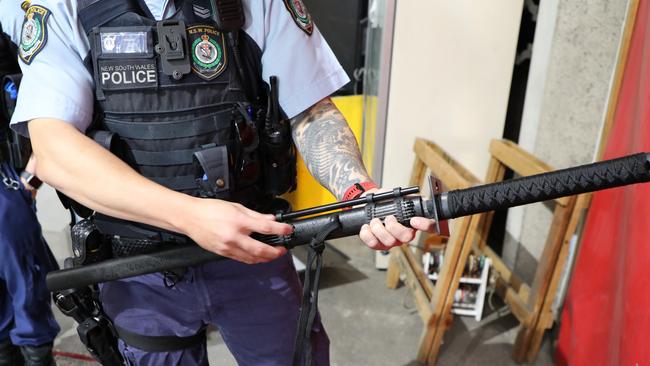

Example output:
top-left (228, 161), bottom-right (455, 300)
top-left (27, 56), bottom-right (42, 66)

top-left (283, 96), bottom-right (364, 211)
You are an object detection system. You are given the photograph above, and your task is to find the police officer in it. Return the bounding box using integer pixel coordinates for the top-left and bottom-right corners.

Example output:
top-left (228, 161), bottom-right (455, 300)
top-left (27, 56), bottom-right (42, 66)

top-left (0, 3), bottom-right (60, 365)
top-left (10, 0), bottom-right (434, 364)
top-left (0, 158), bottom-right (59, 366)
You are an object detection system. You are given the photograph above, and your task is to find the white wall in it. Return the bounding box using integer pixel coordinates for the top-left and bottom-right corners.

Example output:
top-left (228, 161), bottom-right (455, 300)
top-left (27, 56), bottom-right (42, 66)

top-left (503, 0), bottom-right (559, 269)
top-left (381, 1), bottom-right (523, 188)
top-left (36, 184), bottom-right (72, 263)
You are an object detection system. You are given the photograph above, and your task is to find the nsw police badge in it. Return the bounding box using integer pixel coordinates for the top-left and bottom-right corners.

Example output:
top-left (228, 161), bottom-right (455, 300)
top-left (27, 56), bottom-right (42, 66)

top-left (187, 25), bottom-right (227, 81)
top-left (283, 0), bottom-right (313, 36)
top-left (19, 5), bottom-right (51, 65)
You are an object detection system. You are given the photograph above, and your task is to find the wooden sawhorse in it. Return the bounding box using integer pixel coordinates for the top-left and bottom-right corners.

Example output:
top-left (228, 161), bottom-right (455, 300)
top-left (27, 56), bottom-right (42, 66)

top-left (386, 138), bottom-right (583, 364)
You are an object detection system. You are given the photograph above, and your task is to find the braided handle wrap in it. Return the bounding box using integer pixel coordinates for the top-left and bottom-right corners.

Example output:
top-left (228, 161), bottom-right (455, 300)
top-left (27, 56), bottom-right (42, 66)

top-left (440, 153), bottom-right (650, 220)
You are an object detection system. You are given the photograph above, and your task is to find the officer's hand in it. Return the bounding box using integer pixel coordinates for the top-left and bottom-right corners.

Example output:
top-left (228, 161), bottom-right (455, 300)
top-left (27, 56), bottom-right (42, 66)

top-left (358, 188), bottom-right (436, 251)
top-left (184, 199), bottom-right (293, 264)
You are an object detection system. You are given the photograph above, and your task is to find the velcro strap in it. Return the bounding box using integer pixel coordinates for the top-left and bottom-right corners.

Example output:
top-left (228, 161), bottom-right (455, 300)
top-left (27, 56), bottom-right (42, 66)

top-left (194, 145), bottom-right (230, 197)
top-left (180, 0), bottom-right (215, 24)
top-left (131, 147), bottom-right (199, 166)
top-left (87, 130), bottom-right (116, 151)
top-left (103, 110), bottom-right (232, 140)
top-left (94, 213), bottom-right (189, 242)
top-left (115, 326), bottom-right (206, 353)
top-left (95, 215), bottom-right (162, 240)
top-left (78, 0), bottom-right (142, 34)
top-left (149, 174), bottom-right (197, 191)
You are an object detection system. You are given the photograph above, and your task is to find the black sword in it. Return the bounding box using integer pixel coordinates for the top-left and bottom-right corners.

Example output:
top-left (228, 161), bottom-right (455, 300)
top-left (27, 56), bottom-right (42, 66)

top-left (46, 152), bottom-right (650, 292)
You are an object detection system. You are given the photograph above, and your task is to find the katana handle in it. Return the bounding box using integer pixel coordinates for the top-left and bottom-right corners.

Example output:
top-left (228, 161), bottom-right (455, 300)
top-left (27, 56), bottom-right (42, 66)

top-left (438, 152), bottom-right (650, 219)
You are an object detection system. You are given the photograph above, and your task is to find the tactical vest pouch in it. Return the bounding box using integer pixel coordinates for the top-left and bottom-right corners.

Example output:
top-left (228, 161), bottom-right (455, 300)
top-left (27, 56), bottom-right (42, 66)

top-left (95, 213), bottom-right (187, 243)
top-left (194, 144), bottom-right (231, 198)
top-left (263, 149), bottom-right (297, 196)
top-left (87, 130), bottom-right (117, 151)
top-left (71, 219), bottom-right (111, 266)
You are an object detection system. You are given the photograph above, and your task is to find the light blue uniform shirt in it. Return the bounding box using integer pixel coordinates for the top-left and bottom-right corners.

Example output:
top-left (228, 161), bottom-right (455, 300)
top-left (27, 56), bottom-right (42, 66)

top-left (10, 0), bottom-right (349, 135)
top-left (0, 1), bottom-right (24, 45)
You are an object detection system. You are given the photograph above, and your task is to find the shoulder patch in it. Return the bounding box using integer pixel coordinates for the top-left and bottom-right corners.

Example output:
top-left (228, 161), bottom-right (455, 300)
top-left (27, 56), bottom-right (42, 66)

top-left (283, 0), bottom-right (313, 36)
top-left (19, 5), bottom-right (51, 65)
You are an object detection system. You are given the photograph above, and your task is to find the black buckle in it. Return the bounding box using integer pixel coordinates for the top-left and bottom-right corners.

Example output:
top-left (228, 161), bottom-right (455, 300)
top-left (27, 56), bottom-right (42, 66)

top-left (193, 144), bottom-right (231, 198)
top-left (53, 292), bottom-right (79, 315)
top-left (155, 20), bottom-right (191, 80)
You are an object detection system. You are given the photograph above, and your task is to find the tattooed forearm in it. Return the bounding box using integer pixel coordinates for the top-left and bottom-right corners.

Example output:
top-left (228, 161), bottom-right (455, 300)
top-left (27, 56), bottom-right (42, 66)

top-left (291, 98), bottom-right (372, 199)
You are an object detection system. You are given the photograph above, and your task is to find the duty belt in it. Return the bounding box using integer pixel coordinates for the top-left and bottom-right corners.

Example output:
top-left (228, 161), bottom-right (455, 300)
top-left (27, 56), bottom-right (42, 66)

top-left (110, 236), bottom-right (186, 258)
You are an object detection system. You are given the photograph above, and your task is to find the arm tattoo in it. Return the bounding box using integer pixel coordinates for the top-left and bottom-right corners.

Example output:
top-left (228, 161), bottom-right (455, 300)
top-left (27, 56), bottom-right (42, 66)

top-left (290, 98), bottom-right (372, 199)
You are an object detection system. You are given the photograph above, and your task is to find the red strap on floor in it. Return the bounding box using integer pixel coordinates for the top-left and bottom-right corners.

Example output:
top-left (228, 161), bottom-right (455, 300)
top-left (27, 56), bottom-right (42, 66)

top-left (53, 350), bottom-right (98, 363)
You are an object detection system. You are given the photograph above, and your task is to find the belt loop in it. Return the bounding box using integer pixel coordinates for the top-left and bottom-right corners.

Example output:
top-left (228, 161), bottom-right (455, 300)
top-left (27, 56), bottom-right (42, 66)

top-left (0, 169), bottom-right (20, 190)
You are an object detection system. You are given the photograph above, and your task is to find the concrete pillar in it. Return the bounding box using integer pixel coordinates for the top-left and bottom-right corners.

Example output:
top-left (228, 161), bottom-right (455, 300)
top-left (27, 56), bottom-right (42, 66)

top-left (504, 0), bottom-right (629, 284)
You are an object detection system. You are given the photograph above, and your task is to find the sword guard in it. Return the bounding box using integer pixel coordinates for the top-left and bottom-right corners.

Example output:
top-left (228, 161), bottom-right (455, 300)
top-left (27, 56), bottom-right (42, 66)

top-left (427, 175), bottom-right (450, 237)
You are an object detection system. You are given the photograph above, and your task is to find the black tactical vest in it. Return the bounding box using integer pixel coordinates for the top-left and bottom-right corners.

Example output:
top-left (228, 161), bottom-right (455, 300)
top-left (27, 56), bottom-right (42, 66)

top-left (79, 0), bottom-right (296, 241)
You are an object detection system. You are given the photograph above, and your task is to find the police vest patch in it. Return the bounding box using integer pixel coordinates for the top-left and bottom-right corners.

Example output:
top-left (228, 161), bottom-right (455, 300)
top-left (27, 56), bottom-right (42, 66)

top-left (97, 59), bottom-right (158, 90)
top-left (19, 5), bottom-right (51, 64)
top-left (187, 25), bottom-right (227, 81)
top-left (283, 0), bottom-right (313, 36)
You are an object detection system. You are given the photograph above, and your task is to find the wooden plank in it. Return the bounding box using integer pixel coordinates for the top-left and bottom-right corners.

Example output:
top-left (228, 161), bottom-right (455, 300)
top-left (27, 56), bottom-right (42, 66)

top-left (512, 197), bottom-right (577, 362)
top-left (409, 150), bottom-right (428, 187)
top-left (426, 214), bottom-right (483, 365)
top-left (403, 245), bottom-right (436, 299)
top-left (479, 245), bottom-right (530, 303)
top-left (523, 194), bottom-right (589, 363)
top-left (524, 310), bottom-right (555, 363)
top-left (525, 286), bottom-right (561, 361)
top-left (484, 154), bottom-right (508, 183)
top-left (386, 154), bottom-right (428, 290)
top-left (527, 198), bottom-right (576, 308)
top-left (406, 138), bottom-right (479, 364)
top-left (489, 139), bottom-right (553, 176)
top-left (386, 247), bottom-right (402, 289)
top-left (495, 278), bottom-right (532, 326)
top-left (387, 239), bottom-right (436, 294)
top-left (415, 139), bottom-right (480, 190)
top-left (597, 0), bottom-right (639, 159)
top-left (416, 215), bottom-right (474, 363)
top-left (489, 140), bottom-right (570, 207)
top-left (420, 140), bottom-right (480, 185)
